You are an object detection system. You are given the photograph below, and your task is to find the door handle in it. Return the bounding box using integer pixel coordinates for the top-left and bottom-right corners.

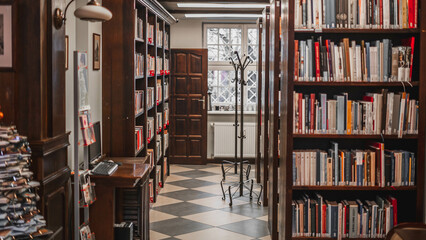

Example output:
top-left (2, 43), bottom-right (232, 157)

top-left (198, 96), bottom-right (205, 110)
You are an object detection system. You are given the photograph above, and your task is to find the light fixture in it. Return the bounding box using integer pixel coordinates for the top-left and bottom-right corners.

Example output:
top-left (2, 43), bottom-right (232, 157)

top-left (185, 13), bottom-right (262, 18)
top-left (53, 0), bottom-right (112, 29)
top-left (177, 3), bottom-right (268, 9)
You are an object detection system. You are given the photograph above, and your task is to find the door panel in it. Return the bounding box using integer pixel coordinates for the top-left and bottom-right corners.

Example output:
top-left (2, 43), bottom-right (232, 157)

top-left (175, 54), bottom-right (188, 74)
top-left (189, 77), bottom-right (202, 94)
top-left (171, 49), bottom-right (208, 164)
top-left (175, 77), bottom-right (188, 94)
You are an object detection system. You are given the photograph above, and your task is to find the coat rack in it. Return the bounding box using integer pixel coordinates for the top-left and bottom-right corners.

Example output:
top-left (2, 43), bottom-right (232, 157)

top-left (220, 51), bottom-right (262, 206)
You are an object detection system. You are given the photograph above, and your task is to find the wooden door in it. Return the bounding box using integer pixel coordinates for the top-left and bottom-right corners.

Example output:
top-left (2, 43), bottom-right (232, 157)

top-left (170, 49), bottom-right (208, 164)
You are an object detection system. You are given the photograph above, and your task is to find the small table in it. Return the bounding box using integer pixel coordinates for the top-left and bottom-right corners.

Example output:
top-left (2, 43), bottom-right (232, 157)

top-left (90, 158), bottom-right (150, 240)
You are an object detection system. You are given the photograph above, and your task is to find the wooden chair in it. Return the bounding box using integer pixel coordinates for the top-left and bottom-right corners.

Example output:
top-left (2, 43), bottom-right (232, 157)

top-left (386, 223), bottom-right (426, 240)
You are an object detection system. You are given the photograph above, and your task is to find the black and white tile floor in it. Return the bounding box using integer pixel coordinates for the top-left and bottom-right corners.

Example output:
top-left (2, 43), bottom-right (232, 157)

top-left (150, 164), bottom-right (271, 240)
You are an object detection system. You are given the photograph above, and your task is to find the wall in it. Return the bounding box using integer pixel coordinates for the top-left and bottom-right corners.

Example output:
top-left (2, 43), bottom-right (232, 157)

top-left (65, 0), bottom-right (103, 168)
top-left (170, 17), bottom-right (257, 160)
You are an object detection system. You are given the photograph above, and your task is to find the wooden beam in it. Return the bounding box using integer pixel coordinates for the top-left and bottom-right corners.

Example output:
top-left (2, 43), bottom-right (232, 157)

top-left (169, 9), bottom-right (263, 14)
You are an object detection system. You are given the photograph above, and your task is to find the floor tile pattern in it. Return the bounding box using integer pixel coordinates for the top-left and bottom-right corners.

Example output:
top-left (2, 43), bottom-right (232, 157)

top-left (150, 164), bottom-right (269, 240)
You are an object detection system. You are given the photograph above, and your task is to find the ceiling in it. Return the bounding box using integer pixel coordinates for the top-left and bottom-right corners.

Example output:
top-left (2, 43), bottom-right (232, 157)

top-left (159, 0), bottom-right (269, 19)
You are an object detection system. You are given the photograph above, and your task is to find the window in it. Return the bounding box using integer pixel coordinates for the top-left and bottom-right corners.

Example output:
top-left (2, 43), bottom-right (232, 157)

top-left (204, 24), bottom-right (258, 112)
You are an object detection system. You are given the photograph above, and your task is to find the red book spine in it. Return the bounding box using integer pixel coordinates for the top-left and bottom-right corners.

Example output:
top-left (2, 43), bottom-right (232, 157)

top-left (408, 0), bottom-right (414, 28)
top-left (410, 37), bottom-right (415, 80)
top-left (414, 0), bottom-right (418, 28)
top-left (315, 42), bottom-right (320, 81)
top-left (298, 93), bottom-right (303, 133)
top-left (380, 0), bottom-right (383, 28)
top-left (310, 94), bottom-right (315, 133)
top-left (295, 40), bottom-right (299, 81)
top-left (322, 204), bottom-right (327, 234)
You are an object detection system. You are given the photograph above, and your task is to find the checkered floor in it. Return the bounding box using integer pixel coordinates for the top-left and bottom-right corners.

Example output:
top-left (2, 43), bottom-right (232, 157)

top-left (150, 164), bottom-right (271, 240)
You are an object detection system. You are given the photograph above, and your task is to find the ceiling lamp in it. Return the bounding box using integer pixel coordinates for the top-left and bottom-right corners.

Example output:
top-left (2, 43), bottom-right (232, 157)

top-left (54, 0), bottom-right (112, 29)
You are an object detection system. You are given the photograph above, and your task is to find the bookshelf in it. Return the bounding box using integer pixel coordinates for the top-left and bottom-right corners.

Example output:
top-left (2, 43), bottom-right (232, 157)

top-left (260, 6), bottom-right (271, 207)
top-left (102, 0), bottom-right (175, 206)
top-left (256, 16), bottom-right (263, 184)
top-left (268, 1), bottom-right (281, 239)
top-left (278, 1), bottom-right (425, 240)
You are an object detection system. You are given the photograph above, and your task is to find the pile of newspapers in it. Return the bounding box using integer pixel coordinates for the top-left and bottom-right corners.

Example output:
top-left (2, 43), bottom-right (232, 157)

top-left (0, 126), bottom-right (51, 239)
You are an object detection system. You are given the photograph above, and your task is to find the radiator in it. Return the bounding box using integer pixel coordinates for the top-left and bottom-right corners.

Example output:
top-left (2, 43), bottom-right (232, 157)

top-left (213, 122), bottom-right (256, 158)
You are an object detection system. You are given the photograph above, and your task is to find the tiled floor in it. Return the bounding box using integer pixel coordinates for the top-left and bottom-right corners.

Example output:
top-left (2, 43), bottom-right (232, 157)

top-left (150, 164), bottom-right (271, 240)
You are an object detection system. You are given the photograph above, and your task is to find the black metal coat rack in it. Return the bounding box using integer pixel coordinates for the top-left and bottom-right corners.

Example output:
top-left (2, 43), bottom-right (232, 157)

top-left (220, 52), bottom-right (262, 206)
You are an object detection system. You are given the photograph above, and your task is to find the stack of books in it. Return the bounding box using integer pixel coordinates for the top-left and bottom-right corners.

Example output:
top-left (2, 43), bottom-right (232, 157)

top-left (164, 82), bottom-right (169, 100)
top-left (163, 130), bottom-right (169, 152)
top-left (293, 91), bottom-right (419, 137)
top-left (0, 126), bottom-right (50, 238)
top-left (293, 142), bottom-right (415, 187)
top-left (164, 58), bottom-right (170, 74)
top-left (294, 37), bottom-right (415, 82)
top-left (134, 90), bottom-right (144, 115)
top-left (135, 126), bottom-right (144, 153)
top-left (292, 193), bottom-right (397, 238)
top-left (149, 179), bottom-right (154, 203)
top-left (147, 149), bottom-right (154, 169)
top-left (135, 53), bottom-right (144, 77)
top-left (156, 136), bottom-right (162, 161)
top-left (294, 0), bottom-right (418, 29)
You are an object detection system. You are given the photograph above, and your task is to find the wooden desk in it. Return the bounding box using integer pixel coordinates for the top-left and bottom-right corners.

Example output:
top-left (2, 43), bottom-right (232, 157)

top-left (90, 158), bottom-right (150, 240)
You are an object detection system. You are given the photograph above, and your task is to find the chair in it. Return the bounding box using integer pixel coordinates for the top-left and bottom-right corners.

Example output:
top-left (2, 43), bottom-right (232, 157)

top-left (386, 223), bottom-right (426, 240)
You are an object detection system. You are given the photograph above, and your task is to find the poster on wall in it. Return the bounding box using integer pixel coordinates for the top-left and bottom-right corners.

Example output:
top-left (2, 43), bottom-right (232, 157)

top-left (0, 5), bottom-right (12, 68)
top-left (93, 33), bottom-right (100, 70)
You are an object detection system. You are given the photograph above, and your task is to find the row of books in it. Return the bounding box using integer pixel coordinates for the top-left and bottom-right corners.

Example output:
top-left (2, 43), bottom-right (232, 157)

top-left (157, 80), bottom-right (162, 104)
top-left (163, 130), bottom-right (169, 152)
top-left (164, 82), bottom-right (169, 100)
top-left (294, 37), bottom-right (415, 82)
top-left (157, 24), bottom-right (163, 47)
top-left (157, 112), bottom-right (163, 133)
top-left (134, 11), bottom-right (143, 39)
top-left (135, 126), bottom-right (144, 153)
top-left (135, 90), bottom-right (144, 115)
top-left (135, 53), bottom-right (144, 77)
top-left (149, 165), bottom-right (163, 203)
top-left (147, 149), bottom-right (154, 169)
top-left (164, 103), bottom-right (169, 127)
top-left (294, 0), bottom-right (418, 30)
top-left (293, 142), bottom-right (416, 187)
top-left (147, 23), bottom-right (154, 44)
top-left (147, 117), bottom-right (155, 143)
top-left (292, 193), bottom-right (397, 238)
top-left (293, 91), bottom-right (419, 137)
top-left (164, 31), bottom-right (169, 49)
top-left (156, 135), bottom-right (162, 162)
top-left (147, 87), bottom-right (155, 109)
top-left (165, 58), bottom-right (170, 72)
top-left (156, 57), bottom-right (163, 75)
top-left (147, 55), bottom-right (155, 76)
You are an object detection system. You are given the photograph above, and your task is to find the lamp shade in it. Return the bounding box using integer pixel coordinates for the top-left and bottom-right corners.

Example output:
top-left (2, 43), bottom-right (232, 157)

top-left (74, 4), bottom-right (112, 22)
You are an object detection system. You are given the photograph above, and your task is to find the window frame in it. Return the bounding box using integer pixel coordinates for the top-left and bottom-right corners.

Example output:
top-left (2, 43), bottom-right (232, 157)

top-left (203, 23), bottom-right (258, 111)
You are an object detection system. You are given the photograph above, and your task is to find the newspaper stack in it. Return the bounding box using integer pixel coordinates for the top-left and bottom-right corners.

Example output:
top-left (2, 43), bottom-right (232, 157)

top-left (0, 126), bottom-right (51, 239)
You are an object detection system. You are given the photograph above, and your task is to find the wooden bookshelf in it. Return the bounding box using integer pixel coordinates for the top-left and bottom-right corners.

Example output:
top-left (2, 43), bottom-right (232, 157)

top-left (268, 1), bottom-right (281, 239)
top-left (277, 0), bottom-right (425, 240)
top-left (260, 6), bottom-right (271, 207)
top-left (102, 0), bottom-right (175, 206)
top-left (256, 17), bottom-right (263, 184)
